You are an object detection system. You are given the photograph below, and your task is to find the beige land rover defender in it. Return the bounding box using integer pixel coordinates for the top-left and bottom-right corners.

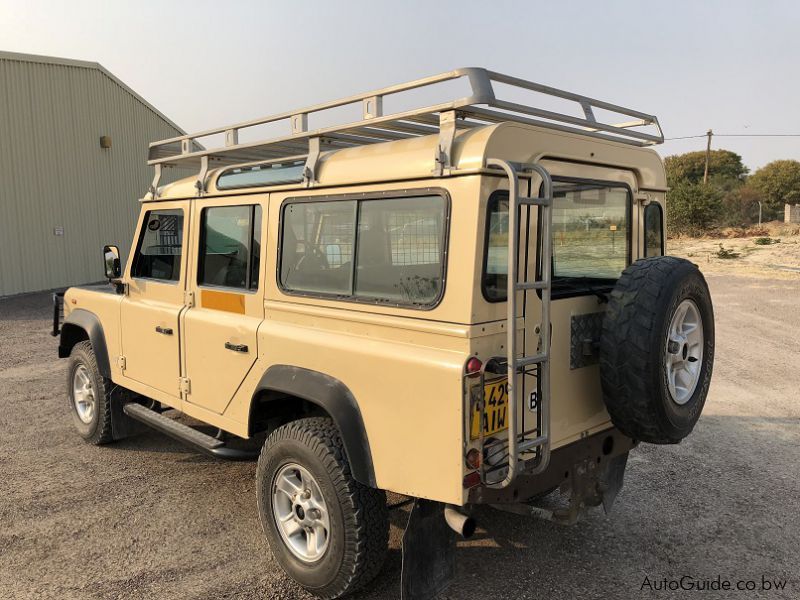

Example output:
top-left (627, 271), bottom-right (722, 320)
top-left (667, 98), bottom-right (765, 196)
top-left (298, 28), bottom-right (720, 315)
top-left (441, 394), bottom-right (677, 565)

top-left (54, 68), bottom-right (714, 600)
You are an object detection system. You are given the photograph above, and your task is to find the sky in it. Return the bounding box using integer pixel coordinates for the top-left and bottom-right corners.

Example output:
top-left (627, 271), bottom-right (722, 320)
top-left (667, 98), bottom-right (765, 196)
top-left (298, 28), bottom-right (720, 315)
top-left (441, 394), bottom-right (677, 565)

top-left (1, 0), bottom-right (798, 173)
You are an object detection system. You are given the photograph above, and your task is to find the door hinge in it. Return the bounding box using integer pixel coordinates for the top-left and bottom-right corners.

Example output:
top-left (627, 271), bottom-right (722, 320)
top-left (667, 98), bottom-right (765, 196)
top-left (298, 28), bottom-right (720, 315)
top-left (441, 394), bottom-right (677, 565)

top-left (117, 356), bottom-right (126, 370)
top-left (179, 376), bottom-right (191, 395)
top-left (184, 291), bottom-right (195, 308)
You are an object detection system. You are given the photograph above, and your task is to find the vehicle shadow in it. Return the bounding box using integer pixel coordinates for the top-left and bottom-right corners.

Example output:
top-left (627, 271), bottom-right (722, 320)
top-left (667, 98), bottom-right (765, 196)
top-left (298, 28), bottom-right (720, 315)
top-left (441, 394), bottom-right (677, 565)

top-left (355, 413), bottom-right (800, 600)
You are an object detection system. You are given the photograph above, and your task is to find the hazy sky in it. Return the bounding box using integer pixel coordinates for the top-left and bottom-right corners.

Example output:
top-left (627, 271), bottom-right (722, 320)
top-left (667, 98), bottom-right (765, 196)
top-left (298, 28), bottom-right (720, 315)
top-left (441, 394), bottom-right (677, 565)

top-left (2, 0), bottom-right (798, 172)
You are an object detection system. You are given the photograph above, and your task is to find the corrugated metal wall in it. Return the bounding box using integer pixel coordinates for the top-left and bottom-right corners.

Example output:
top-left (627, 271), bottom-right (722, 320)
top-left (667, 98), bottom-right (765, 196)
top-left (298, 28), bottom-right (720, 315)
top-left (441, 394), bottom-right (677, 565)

top-left (0, 55), bottom-right (187, 296)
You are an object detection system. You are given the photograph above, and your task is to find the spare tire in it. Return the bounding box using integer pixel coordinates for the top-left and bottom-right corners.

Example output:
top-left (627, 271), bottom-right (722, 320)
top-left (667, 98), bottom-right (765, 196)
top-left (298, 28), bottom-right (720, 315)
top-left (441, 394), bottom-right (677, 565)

top-left (600, 256), bottom-right (714, 444)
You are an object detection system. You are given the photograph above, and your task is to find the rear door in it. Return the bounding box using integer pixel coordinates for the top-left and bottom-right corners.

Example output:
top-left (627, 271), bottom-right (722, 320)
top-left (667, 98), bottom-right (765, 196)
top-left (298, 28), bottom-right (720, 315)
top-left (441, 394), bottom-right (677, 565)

top-left (180, 196), bottom-right (266, 415)
top-left (527, 162), bottom-right (639, 444)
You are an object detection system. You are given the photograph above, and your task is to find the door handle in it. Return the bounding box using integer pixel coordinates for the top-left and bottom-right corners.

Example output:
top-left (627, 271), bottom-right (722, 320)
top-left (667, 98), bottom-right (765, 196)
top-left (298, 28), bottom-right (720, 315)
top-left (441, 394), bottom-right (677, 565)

top-left (225, 342), bottom-right (249, 353)
top-left (155, 326), bottom-right (173, 335)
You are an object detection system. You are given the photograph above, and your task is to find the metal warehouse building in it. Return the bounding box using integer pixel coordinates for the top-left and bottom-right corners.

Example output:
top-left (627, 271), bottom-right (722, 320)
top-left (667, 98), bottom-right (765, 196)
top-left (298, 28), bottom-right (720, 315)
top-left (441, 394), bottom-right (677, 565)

top-left (0, 51), bottom-right (187, 297)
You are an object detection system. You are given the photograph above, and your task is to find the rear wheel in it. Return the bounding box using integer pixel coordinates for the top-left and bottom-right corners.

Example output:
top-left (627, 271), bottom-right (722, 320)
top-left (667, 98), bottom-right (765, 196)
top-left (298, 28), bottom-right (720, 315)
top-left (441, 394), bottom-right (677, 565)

top-left (67, 341), bottom-right (114, 445)
top-left (256, 417), bottom-right (388, 599)
top-left (600, 257), bottom-right (715, 443)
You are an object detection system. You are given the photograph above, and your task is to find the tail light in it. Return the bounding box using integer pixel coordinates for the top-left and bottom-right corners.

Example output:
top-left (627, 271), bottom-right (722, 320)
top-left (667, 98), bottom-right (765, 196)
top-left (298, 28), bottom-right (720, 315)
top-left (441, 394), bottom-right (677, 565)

top-left (465, 356), bottom-right (482, 377)
top-left (465, 448), bottom-right (481, 470)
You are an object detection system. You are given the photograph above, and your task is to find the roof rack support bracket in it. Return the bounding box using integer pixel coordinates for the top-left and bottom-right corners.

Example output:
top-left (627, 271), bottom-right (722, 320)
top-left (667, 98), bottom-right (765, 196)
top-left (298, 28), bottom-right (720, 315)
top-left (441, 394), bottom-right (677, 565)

top-left (580, 101), bottom-right (597, 123)
top-left (363, 95), bottom-right (383, 119)
top-left (195, 156), bottom-right (209, 196)
top-left (303, 137), bottom-right (321, 187)
top-left (434, 110), bottom-right (457, 177)
top-left (149, 164), bottom-right (162, 199)
top-left (292, 114), bottom-right (308, 135)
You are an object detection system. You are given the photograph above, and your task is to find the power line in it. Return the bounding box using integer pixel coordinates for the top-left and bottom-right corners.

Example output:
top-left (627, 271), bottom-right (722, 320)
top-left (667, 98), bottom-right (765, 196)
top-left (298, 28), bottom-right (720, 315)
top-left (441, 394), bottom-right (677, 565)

top-left (665, 133), bottom-right (800, 140)
top-left (665, 134), bottom-right (708, 140)
top-left (715, 134), bottom-right (800, 137)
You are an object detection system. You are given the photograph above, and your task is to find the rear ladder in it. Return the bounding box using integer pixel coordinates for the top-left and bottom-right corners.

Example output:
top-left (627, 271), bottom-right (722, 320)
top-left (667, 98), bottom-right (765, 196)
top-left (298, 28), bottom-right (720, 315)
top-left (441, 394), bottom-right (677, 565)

top-left (479, 159), bottom-right (553, 488)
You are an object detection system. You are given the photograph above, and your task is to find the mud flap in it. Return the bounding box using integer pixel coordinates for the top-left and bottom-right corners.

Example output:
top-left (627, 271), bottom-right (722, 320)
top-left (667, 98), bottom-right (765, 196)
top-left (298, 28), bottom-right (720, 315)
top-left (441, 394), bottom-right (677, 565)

top-left (401, 499), bottom-right (456, 600)
top-left (601, 451), bottom-right (628, 514)
top-left (109, 388), bottom-right (149, 440)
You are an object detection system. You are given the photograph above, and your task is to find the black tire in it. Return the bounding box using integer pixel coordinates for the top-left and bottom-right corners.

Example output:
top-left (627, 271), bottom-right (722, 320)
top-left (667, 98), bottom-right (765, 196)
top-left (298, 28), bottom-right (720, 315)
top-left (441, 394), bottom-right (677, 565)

top-left (66, 340), bottom-right (114, 445)
top-left (600, 256), bottom-right (715, 444)
top-left (256, 417), bottom-right (388, 599)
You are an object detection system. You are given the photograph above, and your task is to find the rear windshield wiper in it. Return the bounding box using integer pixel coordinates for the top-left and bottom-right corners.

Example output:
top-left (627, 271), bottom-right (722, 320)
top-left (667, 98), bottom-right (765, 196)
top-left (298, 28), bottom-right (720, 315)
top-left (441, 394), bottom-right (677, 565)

top-left (553, 276), bottom-right (612, 303)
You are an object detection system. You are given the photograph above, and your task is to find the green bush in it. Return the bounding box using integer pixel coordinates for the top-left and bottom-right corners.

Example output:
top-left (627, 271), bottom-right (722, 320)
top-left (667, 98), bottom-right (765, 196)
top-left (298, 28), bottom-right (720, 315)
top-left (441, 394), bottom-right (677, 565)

top-left (754, 237), bottom-right (780, 245)
top-left (715, 244), bottom-right (740, 259)
top-left (667, 181), bottom-right (723, 236)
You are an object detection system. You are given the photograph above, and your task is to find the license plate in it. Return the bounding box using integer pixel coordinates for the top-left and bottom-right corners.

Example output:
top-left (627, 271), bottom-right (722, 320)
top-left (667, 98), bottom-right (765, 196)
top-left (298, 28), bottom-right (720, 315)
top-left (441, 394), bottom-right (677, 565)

top-left (470, 378), bottom-right (509, 440)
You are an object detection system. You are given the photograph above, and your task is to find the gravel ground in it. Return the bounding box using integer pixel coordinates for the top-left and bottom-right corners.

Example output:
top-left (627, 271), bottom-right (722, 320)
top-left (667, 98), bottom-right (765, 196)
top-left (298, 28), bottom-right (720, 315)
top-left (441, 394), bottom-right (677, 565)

top-left (1, 275), bottom-right (798, 600)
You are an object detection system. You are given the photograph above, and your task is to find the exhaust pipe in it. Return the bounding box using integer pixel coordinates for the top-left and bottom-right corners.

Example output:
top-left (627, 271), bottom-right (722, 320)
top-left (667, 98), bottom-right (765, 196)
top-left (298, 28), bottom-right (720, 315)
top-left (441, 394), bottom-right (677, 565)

top-left (444, 505), bottom-right (476, 538)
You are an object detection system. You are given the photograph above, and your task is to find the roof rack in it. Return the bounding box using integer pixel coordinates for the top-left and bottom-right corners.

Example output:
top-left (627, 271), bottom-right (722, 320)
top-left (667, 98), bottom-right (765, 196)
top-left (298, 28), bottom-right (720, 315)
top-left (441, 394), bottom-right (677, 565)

top-left (147, 67), bottom-right (663, 194)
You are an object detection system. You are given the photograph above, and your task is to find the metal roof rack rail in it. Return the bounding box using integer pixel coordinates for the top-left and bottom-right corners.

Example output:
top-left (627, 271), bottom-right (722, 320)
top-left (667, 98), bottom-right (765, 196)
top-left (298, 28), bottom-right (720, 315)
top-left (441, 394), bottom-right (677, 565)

top-left (147, 67), bottom-right (663, 194)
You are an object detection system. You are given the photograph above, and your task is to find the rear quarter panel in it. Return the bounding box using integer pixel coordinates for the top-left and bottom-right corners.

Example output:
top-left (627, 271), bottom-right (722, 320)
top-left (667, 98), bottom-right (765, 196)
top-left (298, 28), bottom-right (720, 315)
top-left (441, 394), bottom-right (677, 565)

top-left (222, 179), bottom-right (482, 505)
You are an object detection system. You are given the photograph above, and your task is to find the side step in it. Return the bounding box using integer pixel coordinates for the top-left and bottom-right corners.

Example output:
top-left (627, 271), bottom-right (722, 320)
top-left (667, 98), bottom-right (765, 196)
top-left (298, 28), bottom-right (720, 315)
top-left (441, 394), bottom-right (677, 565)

top-left (122, 403), bottom-right (258, 461)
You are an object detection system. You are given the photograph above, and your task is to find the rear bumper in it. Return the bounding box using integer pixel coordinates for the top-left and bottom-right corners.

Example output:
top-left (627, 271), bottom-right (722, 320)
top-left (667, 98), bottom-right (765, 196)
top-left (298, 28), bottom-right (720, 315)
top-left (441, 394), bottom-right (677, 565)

top-left (467, 427), bottom-right (636, 504)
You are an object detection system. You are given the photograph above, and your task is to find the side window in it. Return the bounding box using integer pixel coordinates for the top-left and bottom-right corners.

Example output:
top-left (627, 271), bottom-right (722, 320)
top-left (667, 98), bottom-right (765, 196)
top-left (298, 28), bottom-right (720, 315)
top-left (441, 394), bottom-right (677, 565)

top-left (644, 202), bottom-right (664, 257)
top-left (279, 194), bottom-right (448, 307)
top-left (356, 196), bottom-right (446, 304)
top-left (131, 209), bottom-right (184, 281)
top-left (198, 205), bottom-right (262, 290)
top-left (482, 192), bottom-right (510, 302)
top-left (280, 200), bottom-right (356, 295)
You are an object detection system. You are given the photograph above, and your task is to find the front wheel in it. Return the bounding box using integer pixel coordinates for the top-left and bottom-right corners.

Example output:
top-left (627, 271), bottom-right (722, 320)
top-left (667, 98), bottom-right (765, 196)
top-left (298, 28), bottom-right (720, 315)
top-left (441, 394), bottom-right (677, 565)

top-left (256, 417), bottom-right (388, 599)
top-left (67, 341), bottom-right (115, 445)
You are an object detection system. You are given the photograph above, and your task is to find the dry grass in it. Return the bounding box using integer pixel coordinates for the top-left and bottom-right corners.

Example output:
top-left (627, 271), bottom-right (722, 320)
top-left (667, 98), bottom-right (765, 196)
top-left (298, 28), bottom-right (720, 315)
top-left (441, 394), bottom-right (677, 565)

top-left (669, 221), bottom-right (800, 279)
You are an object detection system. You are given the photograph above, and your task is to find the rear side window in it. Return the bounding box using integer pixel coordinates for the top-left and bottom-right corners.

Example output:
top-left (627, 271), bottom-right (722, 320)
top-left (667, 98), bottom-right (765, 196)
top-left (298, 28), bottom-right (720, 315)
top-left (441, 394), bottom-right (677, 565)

top-left (644, 203), bottom-right (664, 257)
top-left (482, 192), bottom-right (509, 302)
top-left (131, 209), bottom-right (184, 281)
top-left (198, 205), bottom-right (262, 290)
top-left (280, 194), bottom-right (448, 307)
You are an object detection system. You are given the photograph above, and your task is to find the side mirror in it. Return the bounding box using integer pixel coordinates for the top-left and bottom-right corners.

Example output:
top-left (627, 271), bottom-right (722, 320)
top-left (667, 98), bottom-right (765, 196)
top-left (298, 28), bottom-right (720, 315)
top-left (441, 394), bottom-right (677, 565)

top-left (103, 245), bottom-right (121, 280)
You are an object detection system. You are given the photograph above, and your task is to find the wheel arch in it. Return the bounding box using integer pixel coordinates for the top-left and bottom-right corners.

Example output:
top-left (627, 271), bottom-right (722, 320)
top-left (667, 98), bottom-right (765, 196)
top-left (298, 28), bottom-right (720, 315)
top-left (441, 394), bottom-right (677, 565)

top-left (58, 309), bottom-right (111, 378)
top-left (250, 365), bottom-right (376, 487)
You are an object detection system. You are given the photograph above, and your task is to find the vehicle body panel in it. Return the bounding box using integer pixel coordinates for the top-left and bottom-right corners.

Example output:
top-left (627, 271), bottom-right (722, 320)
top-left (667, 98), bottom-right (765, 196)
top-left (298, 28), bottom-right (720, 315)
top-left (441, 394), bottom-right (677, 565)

top-left (119, 200), bottom-right (188, 401)
top-left (180, 195), bottom-right (267, 415)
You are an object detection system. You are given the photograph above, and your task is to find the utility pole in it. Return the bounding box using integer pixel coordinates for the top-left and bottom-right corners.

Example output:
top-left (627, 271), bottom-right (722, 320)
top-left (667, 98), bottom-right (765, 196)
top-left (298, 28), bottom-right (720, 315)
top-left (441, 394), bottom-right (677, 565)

top-left (703, 129), bottom-right (713, 184)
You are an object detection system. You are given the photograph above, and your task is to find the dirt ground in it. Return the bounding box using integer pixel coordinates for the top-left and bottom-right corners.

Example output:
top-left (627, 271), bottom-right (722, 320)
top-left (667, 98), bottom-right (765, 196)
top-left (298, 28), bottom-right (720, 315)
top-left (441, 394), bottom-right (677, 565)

top-left (669, 221), bottom-right (800, 279)
top-left (1, 269), bottom-right (798, 599)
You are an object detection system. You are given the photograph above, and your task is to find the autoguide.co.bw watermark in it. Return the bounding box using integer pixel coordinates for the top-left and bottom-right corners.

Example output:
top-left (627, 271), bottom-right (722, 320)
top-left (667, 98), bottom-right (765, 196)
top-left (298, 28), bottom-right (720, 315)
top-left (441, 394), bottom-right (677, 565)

top-left (641, 574), bottom-right (789, 593)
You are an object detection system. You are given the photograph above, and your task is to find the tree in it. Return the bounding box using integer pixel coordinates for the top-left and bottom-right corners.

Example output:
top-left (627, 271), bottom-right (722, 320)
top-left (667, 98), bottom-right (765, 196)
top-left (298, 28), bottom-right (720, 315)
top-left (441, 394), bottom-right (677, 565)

top-left (666, 181), bottom-right (723, 236)
top-left (664, 150), bottom-right (748, 186)
top-left (748, 160), bottom-right (800, 218)
top-left (719, 184), bottom-right (761, 228)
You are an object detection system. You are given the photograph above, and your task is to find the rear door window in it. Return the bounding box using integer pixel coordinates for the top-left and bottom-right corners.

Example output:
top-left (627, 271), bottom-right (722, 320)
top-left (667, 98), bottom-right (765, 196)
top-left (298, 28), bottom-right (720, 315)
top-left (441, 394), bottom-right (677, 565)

top-left (549, 181), bottom-right (630, 281)
top-left (481, 179), bottom-right (632, 301)
top-left (198, 205), bottom-right (262, 290)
